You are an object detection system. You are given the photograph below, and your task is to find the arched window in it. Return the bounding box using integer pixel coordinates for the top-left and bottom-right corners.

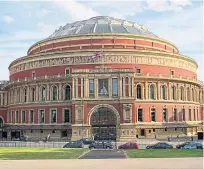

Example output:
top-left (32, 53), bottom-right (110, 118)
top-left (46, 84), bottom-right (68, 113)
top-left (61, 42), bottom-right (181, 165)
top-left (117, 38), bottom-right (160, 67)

top-left (52, 86), bottom-right (58, 101)
top-left (41, 87), bottom-right (46, 101)
top-left (172, 86), bottom-right (176, 100)
top-left (65, 86), bottom-right (71, 100)
top-left (23, 88), bottom-right (27, 102)
top-left (17, 89), bottom-right (20, 103)
top-left (180, 87), bottom-right (184, 101)
top-left (161, 85), bottom-right (166, 100)
top-left (150, 84), bottom-right (154, 99)
top-left (187, 88), bottom-right (190, 101)
top-left (192, 88), bottom-right (194, 101)
top-left (136, 85), bottom-right (142, 99)
top-left (31, 88), bottom-right (35, 102)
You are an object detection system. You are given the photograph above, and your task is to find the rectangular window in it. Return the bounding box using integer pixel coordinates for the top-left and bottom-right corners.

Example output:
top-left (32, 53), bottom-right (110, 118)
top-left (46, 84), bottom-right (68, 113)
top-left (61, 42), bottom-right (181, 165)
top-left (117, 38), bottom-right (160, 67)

top-left (39, 110), bottom-right (45, 123)
top-left (138, 108), bottom-right (143, 122)
top-left (151, 108), bottom-right (156, 122)
top-left (89, 79), bottom-right (94, 97)
top-left (98, 79), bottom-right (109, 96)
top-left (12, 111), bottom-right (15, 123)
top-left (182, 109), bottom-right (185, 121)
top-left (15, 111), bottom-right (19, 123)
top-left (136, 68), bottom-right (141, 74)
top-left (32, 71), bottom-right (36, 78)
top-left (194, 109), bottom-right (196, 121)
top-left (171, 70), bottom-right (174, 76)
top-left (189, 109), bottom-right (191, 121)
top-left (64, 109), bottom-right (71, 123)
top-left (29, 110), bottom-right (34, 123)
top-left (51, 110), bottom-right (57, 123)
top-left (163, 108), bottom-right (168, 122)
top-left (197, 109), bottom-right (199, 120)
top-left (22, 111), bottom-right (26, 123)
top-left (65, 68), bottom-right (70, 76)
top-left (112, 78), bottom-right (118, 97)
top-left (173, 108), bottom-right (177, 121)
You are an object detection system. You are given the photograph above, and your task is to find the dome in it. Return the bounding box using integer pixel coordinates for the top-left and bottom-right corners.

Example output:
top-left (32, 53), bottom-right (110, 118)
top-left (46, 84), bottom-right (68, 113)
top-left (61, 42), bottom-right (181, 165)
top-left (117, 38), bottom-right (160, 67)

top-left (48, 16), bottom-right (157, 38)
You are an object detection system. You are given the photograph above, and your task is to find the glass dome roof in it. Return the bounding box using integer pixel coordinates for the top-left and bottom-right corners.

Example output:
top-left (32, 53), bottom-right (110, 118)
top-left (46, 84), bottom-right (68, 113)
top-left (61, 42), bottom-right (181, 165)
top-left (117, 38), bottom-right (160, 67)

top-left (48, 16), bottom-right (157, 38)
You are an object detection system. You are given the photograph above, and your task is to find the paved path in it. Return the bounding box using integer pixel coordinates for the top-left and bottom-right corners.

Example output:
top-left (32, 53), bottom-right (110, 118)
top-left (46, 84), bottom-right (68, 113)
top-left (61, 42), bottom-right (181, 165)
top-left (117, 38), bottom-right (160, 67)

top-left (0, 158), bottom-right (202, 169)
top-left (79, 150), bottom-right (127, 159)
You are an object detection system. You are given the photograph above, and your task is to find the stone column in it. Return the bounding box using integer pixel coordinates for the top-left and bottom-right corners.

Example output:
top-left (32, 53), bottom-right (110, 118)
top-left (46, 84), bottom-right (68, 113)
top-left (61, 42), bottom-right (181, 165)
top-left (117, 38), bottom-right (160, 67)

top-left (59, 83), bottom-right (62, 100)
top-left (76, 78), bottom-right (78, 98)
top-left (109, 77), bottom-right (112, 98)
top-left (0, 93), bottom-right (3, 106)
top-left (94, 78), bottom-right (98, 98)
top-left (46, 84), bottom-right (50, 101)
top-left (128, 77), bottom-right (131, 97)
top-left (85, 78), bottom-right (89, 98)
top-left (27, 86), bottom-right (29, 102)
top-left (81, 78), bottom-right (84, 98)
top-left (72, 78), bottom-right (75, 99)
top-left (4, 92), bottom-right (7, 106)
top-left (145, 81), bottom-right (148, 100)
top-left (119, 77), bottom-right (122, 97)
top-left (157, 82), bottom-right (160, 100)
top-left (131, 77), bottom-right (134, 97)
top-left (168, 83), bottom-right (171, 100)
top-left (122, 77), bottom-right (125, 97)
top-left (36, 85), bottom-right (39, 102)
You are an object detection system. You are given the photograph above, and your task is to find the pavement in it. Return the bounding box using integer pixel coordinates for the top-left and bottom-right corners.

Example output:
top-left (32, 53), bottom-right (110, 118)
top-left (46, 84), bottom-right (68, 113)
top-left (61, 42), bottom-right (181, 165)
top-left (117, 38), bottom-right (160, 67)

top-left (0, 158), bottom-right (203, 169)
top-left (79, 149), bottom-right (127, 159)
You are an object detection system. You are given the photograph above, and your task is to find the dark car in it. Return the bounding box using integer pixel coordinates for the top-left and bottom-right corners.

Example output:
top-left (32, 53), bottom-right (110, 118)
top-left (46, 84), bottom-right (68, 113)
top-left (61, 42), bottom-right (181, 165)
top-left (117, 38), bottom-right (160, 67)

top-left (78, 138), bottom-right (94, 145)
top-left (176, 142), bottom-right (191, 149)
top-left (89, 140), bottom-right (114, 150)
top-left (146, 142), bottom-right (173, 149)
top-left (118, 142), bottom-right (139, 149)
top-left (63, 141), bottom-right (84, 148)
top-left (12, 136), bottom-right (28, 141)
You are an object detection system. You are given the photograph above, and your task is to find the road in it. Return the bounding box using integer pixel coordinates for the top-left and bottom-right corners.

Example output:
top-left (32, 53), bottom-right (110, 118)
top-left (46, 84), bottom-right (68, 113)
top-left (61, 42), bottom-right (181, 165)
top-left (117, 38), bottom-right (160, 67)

top-left (0, 158), bottom-right (202, 169)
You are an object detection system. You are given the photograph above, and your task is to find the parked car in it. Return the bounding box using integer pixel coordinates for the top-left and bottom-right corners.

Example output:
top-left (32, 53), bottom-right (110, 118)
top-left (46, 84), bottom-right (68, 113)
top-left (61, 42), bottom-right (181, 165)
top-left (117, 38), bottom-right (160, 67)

top-left (118, 142), bottom-right (139, 149)
top-left (89, 140), bottom-right (114, 150)
top-left (78, 138), bottom-right (94, 145)
top-left (176, 142), bottom-right (191, 149)
top-left (12, 136), bottom-right (28, 141)
top-left (183, 142), bottom-right (203, 149)
top-left (146, 142), bottom-right (173, 149)
top-left (63, 141), bottom-right (84, 148)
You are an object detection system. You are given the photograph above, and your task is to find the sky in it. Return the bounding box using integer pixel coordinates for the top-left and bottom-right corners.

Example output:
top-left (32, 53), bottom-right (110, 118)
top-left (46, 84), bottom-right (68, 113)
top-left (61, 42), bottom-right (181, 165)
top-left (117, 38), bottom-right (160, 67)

top-left (0, 0), bottom-right (203, 81)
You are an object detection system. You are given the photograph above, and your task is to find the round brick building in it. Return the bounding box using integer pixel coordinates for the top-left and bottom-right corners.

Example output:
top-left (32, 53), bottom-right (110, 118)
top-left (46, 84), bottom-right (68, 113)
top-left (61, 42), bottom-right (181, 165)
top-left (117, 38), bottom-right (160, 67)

top-left (0, 16), bottom-right (203, 141)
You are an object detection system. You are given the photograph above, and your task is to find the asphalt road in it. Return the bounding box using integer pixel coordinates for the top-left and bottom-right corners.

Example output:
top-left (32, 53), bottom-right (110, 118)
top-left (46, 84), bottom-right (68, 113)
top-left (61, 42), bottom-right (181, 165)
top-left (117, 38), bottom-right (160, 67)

top-left (79, 150), bottom-right (127, 159)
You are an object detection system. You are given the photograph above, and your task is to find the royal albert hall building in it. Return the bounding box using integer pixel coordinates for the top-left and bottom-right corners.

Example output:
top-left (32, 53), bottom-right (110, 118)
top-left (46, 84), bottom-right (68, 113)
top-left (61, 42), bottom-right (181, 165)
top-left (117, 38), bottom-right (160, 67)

top-left (0, 16), bottom-right (203, 141)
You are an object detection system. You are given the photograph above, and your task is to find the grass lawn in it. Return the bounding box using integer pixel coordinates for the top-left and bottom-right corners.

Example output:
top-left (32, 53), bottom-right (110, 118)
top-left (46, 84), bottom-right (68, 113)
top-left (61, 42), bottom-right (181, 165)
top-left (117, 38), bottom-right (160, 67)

top-left (0, 148), bottom-right (88, 160)
top-left (126, 149), bottom-right (203, 158)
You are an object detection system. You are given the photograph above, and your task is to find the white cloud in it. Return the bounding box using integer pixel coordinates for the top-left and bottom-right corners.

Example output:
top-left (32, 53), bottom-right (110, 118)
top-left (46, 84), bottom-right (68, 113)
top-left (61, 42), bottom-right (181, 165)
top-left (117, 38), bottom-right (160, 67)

top-left (146, 0), bottom-right (192, 12)
top-left (2, 15), bottom-right (14, 23)
top-left (53, 0), bottom-right (100, 21)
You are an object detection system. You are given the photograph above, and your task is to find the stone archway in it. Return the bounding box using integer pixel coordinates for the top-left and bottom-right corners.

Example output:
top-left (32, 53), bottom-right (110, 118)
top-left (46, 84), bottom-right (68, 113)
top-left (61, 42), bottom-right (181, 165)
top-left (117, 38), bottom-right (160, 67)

top-left (88, 104), bottom-right (120, 141)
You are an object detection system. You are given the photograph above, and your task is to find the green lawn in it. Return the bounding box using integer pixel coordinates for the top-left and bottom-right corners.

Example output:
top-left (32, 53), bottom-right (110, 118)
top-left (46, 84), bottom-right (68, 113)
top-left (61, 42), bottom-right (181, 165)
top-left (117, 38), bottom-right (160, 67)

top-left (0, 148), bottom-right (88, 160)
top-left (125, 149), bottom-right (203, 158)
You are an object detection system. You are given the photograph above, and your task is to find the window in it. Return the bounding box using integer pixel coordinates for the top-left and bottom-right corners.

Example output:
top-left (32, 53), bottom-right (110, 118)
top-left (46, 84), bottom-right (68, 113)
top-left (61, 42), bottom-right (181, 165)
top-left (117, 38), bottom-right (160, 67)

top-left (89, 79), bottom-right (94, 97)
top-left (22, 111), bottom-right (26, 123)
top-left (65, 85), bottom-right (71, 100)
top-left (171, 70), bottom-right (174, 76)
top-left (161, 86), bottom-right (166, 100)
top-left (187, 88), bottom-right (190, 101)
top-left (163, 108), bottom-right (168, 122)
top-left (31, 88), bottom-right (35, 102)
top-left (29, 110), bottom-right (34, 123)
top-left (64, 109), bottom-right (71, 123)
top-left (39, 110), bottom-right (45, 123)
top-left (138, 108), bottom-right (143, 122)
top-left (52, 86), bottom-right (58, 101)
top-left (12, 111), bottom-right (15, 123)
top-left (112, 78), bottom-right (118, 97)
top-left (189, 109), bottom-right (191, 121)
top-left (152, 42), bottom-right (154, 46)
top-left (182, 109), bottom-right (185, 121)
top-left (151, 108), bottom-right (156, 122)
top-left (173, 108), bottom-right (177, 121)
top-left (197, 109), bottom-right (199, 120)
top-left (149, 84), bottom-right (154, 99)
top-left (165, 45), bottom-right (167, 49)
top-left (50, 109), bottom-right (57, 123)
top-left (65, 68), bottom-right (70, 76)
top-left (41, 87), bottom-right (46, 101)
top-left (17, 89), bottom-right (20, 103)
top-left (137, 85), bottom-right (142, 99)
top-left (15, 111), bottom-right (19, 123)
top-left (98, 79), bottom-right (109, 96)
top-left (172, 86), bottom-right (176, 100)
top-left (194, 109), bottom-right (196, 121)
top-left (24, 88), bottom-right (27, 102)
top-left (32, 71), bottom-right (36, 78)
top-left (180, 87), bottom-right (184, 100)
top-left (136, 68), bottom-right (141, 74)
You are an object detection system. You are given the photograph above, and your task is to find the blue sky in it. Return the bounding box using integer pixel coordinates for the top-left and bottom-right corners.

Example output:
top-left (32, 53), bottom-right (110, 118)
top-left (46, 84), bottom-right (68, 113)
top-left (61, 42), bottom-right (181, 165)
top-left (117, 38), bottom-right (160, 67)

top-left (0, 0), bottom-right (203, 81)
